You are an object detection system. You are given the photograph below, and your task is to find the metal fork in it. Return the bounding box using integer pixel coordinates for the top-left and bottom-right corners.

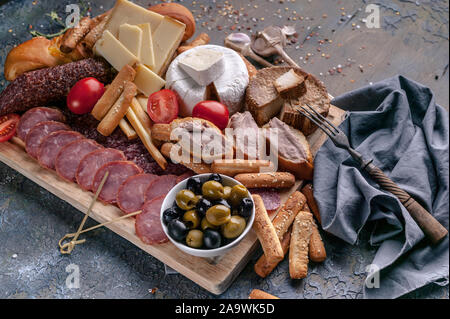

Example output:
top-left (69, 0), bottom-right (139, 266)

top-left (298, 104), bottom-right (448, 244)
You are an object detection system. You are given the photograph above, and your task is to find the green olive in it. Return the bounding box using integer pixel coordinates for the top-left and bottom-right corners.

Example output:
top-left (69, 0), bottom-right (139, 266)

top-left (176, 189), bottom-right (198, 210)
top-left (206, 205), bottom-right (231, 226)
top-left (223, 186), bottom-right (232, 200)
top-left (202, 181), bottom-right (225, 200)
top-left (201, 217), bottom-right (218, 230)
top-left (186, 230), bottom-right (204, 248)
top-left (183, 210), bottom-right (200, 229)
top-left (229, 185), bottom-right (249, 207)
top-left (222, 215), bottom-right (247, 239)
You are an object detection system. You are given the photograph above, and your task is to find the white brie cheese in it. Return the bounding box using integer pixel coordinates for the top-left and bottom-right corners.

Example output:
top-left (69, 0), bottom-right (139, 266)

top-left (179, 48), bottom-right (225, 86)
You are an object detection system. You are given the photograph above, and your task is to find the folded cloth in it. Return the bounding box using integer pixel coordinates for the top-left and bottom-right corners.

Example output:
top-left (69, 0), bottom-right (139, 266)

top-left (314, 76), bottom-right (449, 299)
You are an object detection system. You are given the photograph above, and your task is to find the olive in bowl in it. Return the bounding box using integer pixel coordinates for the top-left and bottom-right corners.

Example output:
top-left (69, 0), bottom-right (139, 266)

top-left (160, 173), bottom-right (255, 257)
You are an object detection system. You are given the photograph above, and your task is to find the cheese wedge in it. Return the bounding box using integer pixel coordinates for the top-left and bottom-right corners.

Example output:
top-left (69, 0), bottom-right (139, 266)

top-left (179, 48), bottom-right (225, 86)
top-left (151, 17), bottom-right (186, 75)
top-left (94, 30), bottom-right (138, 71)
top-left (118, 23), bottom-right (143, 60)
top-left (137, 23), bottom-right (155, 69)
top-left (105, 0), bottom-right (164, 37)
top-left (134, 64), bottom-right (166, 96)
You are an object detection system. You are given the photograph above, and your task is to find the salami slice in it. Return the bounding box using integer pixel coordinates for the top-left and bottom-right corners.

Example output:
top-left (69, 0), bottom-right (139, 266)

top-left (16, 107), bottom-right (65, 141)
top-left (249, 188), bottom-right (281, 211)
top-left (135, 196), bottom-right (169, 245)
top-left (25, 121), bottom-right (70, 158)
top-left (76, 148), bottom-right (126, 191)
top-left (92, 161), bottom-right (143, 204)
top-left (55, 139), bottom-right (102, 182)
top-left (144, 175), bottom-right (177, 203)
top-left (37, 131), bottom-right (84, 170)
top-left (117, 174), bottom-right (159, 215)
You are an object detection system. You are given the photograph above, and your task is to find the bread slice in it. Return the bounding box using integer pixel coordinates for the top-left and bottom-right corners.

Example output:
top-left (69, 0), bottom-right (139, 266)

top-left (274, 69), bottom-right (306, 99)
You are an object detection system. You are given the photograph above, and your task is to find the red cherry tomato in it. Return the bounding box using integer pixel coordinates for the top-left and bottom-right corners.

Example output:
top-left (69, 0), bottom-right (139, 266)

top-left (147, 89), bottom-right (179, 124)
top-left (67, 77), bottom-right (105, 114)
top-left (192, 101), bottom-right (230, 130)
top-left (0, 114), bottom-right (20, 143)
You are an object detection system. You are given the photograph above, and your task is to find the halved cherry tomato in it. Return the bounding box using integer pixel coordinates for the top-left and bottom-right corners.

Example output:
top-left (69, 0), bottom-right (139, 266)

top-left (192, 101), bottom-right (229, 130)
top-left (0, 114), bottom-right (20, 143)
top-left (67, 77), bottom-right (105, 114)
top-left (147, 89), bottom-right (179, 124)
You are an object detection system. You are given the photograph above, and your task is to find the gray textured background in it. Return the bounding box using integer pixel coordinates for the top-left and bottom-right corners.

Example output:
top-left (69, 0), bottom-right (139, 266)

top-left (0, 0), bottom-right (448, 299)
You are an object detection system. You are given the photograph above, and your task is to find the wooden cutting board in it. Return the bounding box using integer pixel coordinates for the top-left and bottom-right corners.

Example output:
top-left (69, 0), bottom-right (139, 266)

top-left (0, 105), bottom-right (345, 295)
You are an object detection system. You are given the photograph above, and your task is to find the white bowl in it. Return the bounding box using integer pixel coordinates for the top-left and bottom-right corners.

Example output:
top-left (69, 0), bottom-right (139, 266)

top-left (160, 174), bottom-right (255, 258)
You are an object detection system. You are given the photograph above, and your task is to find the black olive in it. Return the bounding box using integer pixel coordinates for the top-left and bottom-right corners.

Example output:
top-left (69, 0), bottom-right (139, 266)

top-left (213, 198), bottom-right (231, 209)
top-left (163, 207), bottom-right (181, 225)
top-left (203, 229), bottom-right (222, 249)
top-left (168, 219), bottom-right (188, 241)
top-left (187, 176), bottom-right (203, 195)
top-left (238, 198), bottom-right (253, 218)
top-left (208, 173), bottom-right (222, 184)
top-left (196, 197), bottom-right (213, 217)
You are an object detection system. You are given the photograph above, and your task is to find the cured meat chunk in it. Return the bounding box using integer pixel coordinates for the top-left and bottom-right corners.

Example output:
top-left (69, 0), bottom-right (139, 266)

top-left (92, 161), bottom-right (143, 204)
top-left (16, 107), bottom-right (65, 141)
top-left (55, 139), bottom-right (102, 182)
top-left (76, 148), bottom-right (126, 191)
top-left (117, 174), bottom-right (159, 215)
top-left (37, 131), bottom-right (83, 170)
top-left (144, 175), bottom-right (177, 203)
top-left (249, 188), bottom-right (281, 212)
top-left (25, 121), bottom-right (70, 158)
top-left (135, 196), bottom-right (169, 245)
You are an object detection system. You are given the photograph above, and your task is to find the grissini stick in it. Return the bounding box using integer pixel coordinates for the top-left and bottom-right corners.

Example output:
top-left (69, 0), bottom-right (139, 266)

top-left (249, 289), bottom-right (279, 299)
top-left (289, 211), bottom-right (313, 279)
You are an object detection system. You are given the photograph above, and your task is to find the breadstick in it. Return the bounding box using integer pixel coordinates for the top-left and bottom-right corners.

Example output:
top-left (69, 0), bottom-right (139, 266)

top-left (212, 159), bottom-right (274, 176)
top-left (82, 10), bottom-right (112, 50)
top-left (119, 118), bottom-right (137, 140)
top-left (177, 33), bottom-right (210, 54)
top-left (252, 194), bottom-right (284, 265)
top-left (303, 204), bottom-right (326, 262)
top-left (272, 191), bottom-right (307, 240)
top-left (234, 172), bottom-right (295, 189)
top-left (254, 227), bottom-right (291, 278)
top-left (60, 17), bottom-right (93, 53)
top-left (289, 211), bottom-right (313, 279)
top-left (249, 289), bottom-right (279, 300)
top-left (97, 81), bottom-right (137, 136)
top-left (152, 124), bottom-right (172, 142)
top-left (160, 143), bottom-right (211, 174)
top-left (301, 183), bottom-right (322, 225)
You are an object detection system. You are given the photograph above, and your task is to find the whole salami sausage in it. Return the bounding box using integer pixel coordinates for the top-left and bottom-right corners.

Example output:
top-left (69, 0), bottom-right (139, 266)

top-left (55, 139), bottom-right (102, 182)
top-left (92, 161), bottom-right (143, 204)
top-left (144, 175), bottom-right (177, 203)
top-left (16, 107), bottom-right (65, 141)
top-left (117, 174), bottom-right (159, 215)
top-left (0, 58), bottom-right (112, 116)
top-left (37, 131), bottom-right (84, 170)
top-left (135, 196), bottom-right (169, 245)
top-left (76, 148), bottom-right (126, 191)
top-left (25, 121), bottom-right (70, 158)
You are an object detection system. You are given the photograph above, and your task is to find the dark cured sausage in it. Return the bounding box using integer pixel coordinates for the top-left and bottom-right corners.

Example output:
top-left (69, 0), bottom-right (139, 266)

top-left (144, 175), bottom-right (177, 203)
top-left (117, 174), bottom-right (159, 215)
top-left (135, 196), bottom-right (169, 245)
top-left (76, 148), bottom-right (126, 191)
top-left (25, 121), bottom-right (70, 158)
top-left (16, 107), bottom-right (65, 141)
top-left (55, 139), bottom-right (102, 182)
top-left (37, 131), bottom-right (84, 170)
top-left (92, 161), bottom-right (143, 204)
top-left (0, 58), bottom-right (112, 116)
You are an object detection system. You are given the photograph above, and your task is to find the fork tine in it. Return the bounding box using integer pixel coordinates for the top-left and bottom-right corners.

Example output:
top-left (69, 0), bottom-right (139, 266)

top-left (305, 103), bottom-right (340, 133)
top-left (297, 106), bottom-right (335, 137)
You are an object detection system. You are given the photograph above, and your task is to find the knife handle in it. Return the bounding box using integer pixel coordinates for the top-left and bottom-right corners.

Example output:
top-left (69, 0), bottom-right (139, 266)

top-left (365, 162), bottom-right (448, 244)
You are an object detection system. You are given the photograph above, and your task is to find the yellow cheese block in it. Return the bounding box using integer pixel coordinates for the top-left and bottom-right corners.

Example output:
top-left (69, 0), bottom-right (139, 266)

top-left (152, 17), bottom-right (186, 75)
top-left (105, 0), bottom-right (164, 37)
top-left (94, 30), bottom-right (138, 71)
top-left (119, 24), bottom-right (143, 60)
top-left (137, 23), bottom-right (155, 69)
top-left (134, 64), bottom-right (166, 97)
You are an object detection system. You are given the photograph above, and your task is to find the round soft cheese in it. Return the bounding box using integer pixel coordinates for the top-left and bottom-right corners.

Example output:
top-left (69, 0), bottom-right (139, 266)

top-left (166, 45), bottom-right (249, 117)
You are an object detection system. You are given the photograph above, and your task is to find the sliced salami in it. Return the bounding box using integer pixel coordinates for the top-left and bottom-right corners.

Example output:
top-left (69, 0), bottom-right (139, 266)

top-left (117, 174), bottom-right (159, 215)
top-left (249, 188), bottom-right (281, 211)
top-left (37, 131), bottom-right (84, 170)
top-left (55, 139), bottom-right (102, 182)
top-left (135, 196), bottom-right (169, 245)
top-left (144, 175), bottom-right (177, 203)
top-left (176, 171), bottom-right (195, 184)
top-left (92, 161), bottom-right (143, 204)
top-left (16, 107), bottom-right (65, 141)
top-left (25, 121), bottom-right (70, 158)
top-left (76, 148), bottom-right (126, 191)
